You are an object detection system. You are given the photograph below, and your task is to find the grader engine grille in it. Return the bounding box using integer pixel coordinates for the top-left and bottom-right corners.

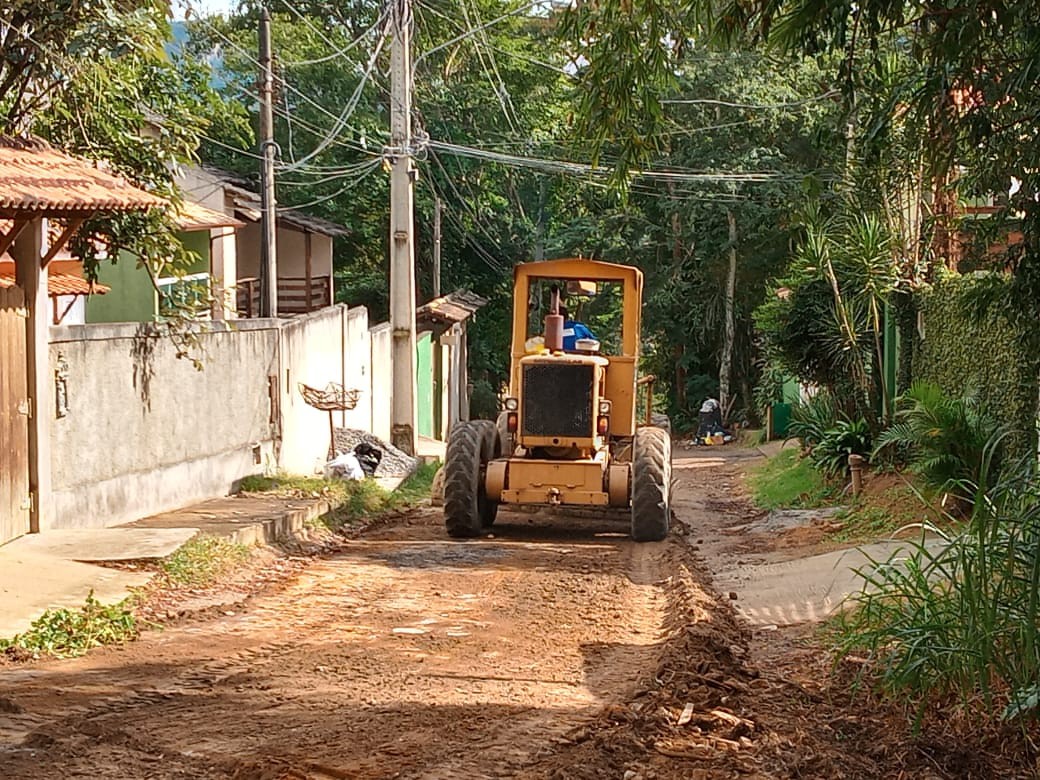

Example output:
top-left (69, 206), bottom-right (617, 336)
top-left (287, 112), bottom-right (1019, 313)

top-left (522, 363), bottom-right (594, 438)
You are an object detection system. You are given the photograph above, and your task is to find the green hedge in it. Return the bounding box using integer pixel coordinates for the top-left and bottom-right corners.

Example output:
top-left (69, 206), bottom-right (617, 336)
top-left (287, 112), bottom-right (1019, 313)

top-left (910, 273), bottom-right (1038, 459)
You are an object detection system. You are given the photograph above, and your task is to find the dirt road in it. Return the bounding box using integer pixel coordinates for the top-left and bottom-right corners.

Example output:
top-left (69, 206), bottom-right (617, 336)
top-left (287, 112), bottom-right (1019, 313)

top-left (0, 498), bottom-right (680, 778)
top-left (0, 446), bottom-right (1019, 779)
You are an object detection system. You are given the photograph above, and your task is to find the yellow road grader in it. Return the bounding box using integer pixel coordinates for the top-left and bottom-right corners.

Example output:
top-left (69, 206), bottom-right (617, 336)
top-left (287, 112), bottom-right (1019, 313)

top-left (442, 258), bottom-right (671, 541)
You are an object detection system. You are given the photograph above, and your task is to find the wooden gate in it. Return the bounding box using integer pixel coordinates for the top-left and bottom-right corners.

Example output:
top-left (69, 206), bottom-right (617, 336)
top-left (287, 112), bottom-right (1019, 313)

top-left (0, 285), bottom-right (30, 544)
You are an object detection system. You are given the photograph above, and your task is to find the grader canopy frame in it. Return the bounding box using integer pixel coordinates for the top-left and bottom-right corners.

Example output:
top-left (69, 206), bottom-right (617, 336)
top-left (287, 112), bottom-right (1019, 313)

top-left (510, 258), bottom-right (643, 438)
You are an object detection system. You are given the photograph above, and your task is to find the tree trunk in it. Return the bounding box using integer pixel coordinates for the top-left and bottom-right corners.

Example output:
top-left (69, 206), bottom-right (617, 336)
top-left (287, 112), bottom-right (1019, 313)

top-left (669, 176), bottom-right (687, 412)
top-left (720, 210), bottom-right (738, 420)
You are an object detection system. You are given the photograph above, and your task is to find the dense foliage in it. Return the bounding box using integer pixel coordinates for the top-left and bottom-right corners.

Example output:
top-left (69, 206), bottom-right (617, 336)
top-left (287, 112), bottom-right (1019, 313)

top-left (837, 452), bottom-right (1040, 723)
top-left (0, 0), bottom-right (227, 277)
top-left (755, 208), bottom-right (899, 425)
top-left (875, 381), bottom-right (999, 501)
top-left (910, 274), bottom-right (1039, 460)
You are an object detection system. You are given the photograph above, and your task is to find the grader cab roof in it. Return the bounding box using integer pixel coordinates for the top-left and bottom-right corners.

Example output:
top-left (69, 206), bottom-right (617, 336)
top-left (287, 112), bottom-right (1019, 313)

top-left (513, 257), bottom-right (643, 286)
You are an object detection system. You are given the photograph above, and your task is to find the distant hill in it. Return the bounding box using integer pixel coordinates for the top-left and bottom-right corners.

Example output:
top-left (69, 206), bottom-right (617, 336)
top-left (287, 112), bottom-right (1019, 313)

top-left (168, 20), bottom-right (225, 88)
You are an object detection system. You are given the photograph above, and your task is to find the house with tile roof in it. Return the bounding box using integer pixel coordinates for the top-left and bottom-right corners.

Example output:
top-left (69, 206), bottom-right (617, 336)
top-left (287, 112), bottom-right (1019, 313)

top-left (0, 135), bottom-right (161, 543)
top-left (73, 164), bottom-right (349, 325)
top-left (175, 165), bottom-right (349, 320)
top-left (82, 199), bottom-right (245, 324)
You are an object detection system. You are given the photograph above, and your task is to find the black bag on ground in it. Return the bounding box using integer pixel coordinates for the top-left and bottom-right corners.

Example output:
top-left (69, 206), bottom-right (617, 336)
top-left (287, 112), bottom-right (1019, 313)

top-left (353, 442), bottom-right (382, 476)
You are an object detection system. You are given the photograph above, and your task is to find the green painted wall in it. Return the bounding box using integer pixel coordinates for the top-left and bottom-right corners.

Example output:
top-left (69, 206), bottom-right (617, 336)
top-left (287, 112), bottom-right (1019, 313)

top-left (178, 232), bottom-right (211, 276)
top-left (86, 251), bottom-right (157, 323)
top-left (85, 233), bottom-right (210, 324)
top-left (417, 332), bottom-right (435, 439)
top-left (781, 377), bottom-right (801, 405)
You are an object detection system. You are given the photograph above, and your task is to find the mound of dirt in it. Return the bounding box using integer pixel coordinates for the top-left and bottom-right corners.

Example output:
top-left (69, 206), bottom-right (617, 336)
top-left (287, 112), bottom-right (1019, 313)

top-left (520, 522), bottom-right (1035, 780)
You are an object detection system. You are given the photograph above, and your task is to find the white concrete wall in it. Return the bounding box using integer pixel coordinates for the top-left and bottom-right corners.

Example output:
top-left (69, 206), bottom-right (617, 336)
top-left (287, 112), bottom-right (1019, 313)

top-left (343, 307), bottom-right (372, 433)
top-left (48, 306), bottom-right (393, 529)
top-left (49, 319), bottom-right (279, 529)
top-left (370, 323), bottom-right (392, 443)
top-left (278, 305), bottom-right (373, 475)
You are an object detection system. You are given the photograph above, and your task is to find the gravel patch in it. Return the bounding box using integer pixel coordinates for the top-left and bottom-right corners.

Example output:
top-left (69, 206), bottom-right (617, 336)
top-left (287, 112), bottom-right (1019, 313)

top-left (333, 428), bottom-right (418, 477)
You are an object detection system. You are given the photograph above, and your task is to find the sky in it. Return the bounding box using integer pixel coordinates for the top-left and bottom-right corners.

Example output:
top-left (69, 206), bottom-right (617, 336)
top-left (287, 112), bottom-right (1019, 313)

top-left (171, 0), bottom-right (239, 21)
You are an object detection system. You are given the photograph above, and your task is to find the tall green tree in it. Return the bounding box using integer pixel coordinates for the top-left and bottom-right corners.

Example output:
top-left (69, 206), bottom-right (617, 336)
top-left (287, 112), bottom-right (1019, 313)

top-left (0, 0), bottom-right (224, 276)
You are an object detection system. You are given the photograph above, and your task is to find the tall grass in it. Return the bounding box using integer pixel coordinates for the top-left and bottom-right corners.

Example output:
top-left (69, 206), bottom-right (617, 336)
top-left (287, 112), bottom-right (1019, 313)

top-left (835, 442), bottom-right (1040, 725)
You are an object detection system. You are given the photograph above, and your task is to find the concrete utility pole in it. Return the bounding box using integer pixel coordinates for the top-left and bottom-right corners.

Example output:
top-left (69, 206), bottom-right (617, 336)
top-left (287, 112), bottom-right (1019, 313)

top-left (388, 0), bottom-right (418, 455)
top-left (258, 7), bottom-right (278, 318)
top-left (432, 197), bottom-right (442, 299)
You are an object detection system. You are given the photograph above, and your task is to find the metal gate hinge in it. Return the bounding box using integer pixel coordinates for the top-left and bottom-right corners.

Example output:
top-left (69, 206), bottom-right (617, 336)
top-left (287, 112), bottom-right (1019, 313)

top-left (17, 398), bottom-right (32, 418)
top-left (20, 493), bottom-right (33, 512)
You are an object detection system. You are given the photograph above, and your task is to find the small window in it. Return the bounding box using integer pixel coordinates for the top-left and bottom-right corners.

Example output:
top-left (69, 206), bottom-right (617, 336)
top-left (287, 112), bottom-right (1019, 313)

top-left (158, 272), bottom-right (211, 320)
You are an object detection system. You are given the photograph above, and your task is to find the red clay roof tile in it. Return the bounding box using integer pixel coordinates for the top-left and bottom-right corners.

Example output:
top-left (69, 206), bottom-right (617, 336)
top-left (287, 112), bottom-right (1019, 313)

top-left (0, 271), bottom-right (110, 296)
top-left (0, 136), bottom-right (163, 216)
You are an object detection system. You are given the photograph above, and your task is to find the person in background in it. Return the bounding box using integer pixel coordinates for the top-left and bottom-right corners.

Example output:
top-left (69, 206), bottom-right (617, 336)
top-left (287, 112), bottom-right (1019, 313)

top-left (698, 397), bottom-right (724, 436)
top-left (559, 305), bottom-right (595, 351)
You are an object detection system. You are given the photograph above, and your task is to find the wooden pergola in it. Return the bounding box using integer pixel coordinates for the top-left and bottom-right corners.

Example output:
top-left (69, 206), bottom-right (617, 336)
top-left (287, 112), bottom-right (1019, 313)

top-left (0, 135), bottom-right (162, 542)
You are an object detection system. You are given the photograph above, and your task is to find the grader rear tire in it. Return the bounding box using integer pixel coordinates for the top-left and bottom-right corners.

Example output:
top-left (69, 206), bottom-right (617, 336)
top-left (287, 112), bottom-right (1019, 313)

top-left (444, 420), bottom-right (500, 538)
top-left (631, 425), bottom-right (671, 542)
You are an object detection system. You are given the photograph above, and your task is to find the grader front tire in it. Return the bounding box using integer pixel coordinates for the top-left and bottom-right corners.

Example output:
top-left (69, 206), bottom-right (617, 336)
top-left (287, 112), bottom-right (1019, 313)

top-left (444, 420), bottom-right (500, 538)
top-left (631, 426), bottom-right (671, 542)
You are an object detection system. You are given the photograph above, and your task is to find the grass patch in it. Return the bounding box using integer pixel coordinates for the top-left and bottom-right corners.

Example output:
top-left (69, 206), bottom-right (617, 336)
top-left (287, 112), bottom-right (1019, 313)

top-left (0, 591), bottom-right (138, 659)
top-left (239, 473), bottom-right (351, 500)
top-left (387, 460), bottom-right (440, 507)
top-left (161, 535), bottom-right (252, 588)
top-left (748, 448), bottom-right (838, 509)
top-left (244, 461), bottom-right (441, 532)
top-left (830, 483), bottom-right (927, 543)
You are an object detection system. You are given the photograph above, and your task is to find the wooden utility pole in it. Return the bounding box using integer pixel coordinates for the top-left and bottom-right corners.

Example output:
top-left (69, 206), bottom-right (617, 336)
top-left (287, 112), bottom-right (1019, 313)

top-left (388, 0), bottom-right (418, 455)
top-left (719, 209), bottom-right (737, 418)
top-left (432, 197), bottom-right (442, 298)
top-left (258, 7), bottom-right (278, 318)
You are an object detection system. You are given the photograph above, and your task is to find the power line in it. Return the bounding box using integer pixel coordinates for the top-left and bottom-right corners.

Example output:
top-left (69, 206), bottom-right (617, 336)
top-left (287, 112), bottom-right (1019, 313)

top-left (661, 91), bottom-right (840, 109)
top-left (278, 19), bottom-right (390, 173)
top-left (411, 0), bottom-right (544, 72)
top-left (460, 0), bottom-right (522, 133)
top-left (275, 0), bottom-right (387, 67)
top-left (428, 152), bottom-right (512, 275)
top-left (428, 139), bottom-right (804, 183)
top-left (194, 14), bottom-right (381, 160)
top-left (279, 158), bottom-right (384, 208)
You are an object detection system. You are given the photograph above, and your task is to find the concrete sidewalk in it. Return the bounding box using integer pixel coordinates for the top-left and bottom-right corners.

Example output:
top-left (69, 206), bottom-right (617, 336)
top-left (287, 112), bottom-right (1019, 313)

top-left (0, 481), bottom-right (402, 639)
top-left (0, 528), bottom-right (193, 639)
top-left (715, 538), bottom-right (945, 627)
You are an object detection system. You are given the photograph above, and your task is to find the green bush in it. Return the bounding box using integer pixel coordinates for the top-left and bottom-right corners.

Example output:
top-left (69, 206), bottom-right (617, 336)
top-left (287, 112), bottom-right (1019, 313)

top-left (811, 418), bottom-right (872, 476)
top-left (834, 450), bottom-right (1040, 724)
top-left (874, 381), bottom-right (999, 501)
top-left (787, 392), bottom-right (841, 448)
